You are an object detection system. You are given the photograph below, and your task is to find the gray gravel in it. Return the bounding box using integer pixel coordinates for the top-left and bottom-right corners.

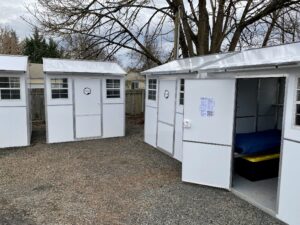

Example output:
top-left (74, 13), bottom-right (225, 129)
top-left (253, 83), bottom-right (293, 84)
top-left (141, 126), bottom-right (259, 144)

top-left (0, 120), bottom-right (283, 225)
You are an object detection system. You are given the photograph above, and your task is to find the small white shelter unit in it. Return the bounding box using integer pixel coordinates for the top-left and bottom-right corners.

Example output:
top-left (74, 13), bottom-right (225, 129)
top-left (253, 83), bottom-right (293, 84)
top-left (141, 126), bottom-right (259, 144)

top-left (142, 53), bottom-right (233, 161)
top-left (144, 42), bottom-right (300, 224)
top-left (43, 58), bottom-right (126, 143)
top-left (0, 55), bottom-right (31, 148)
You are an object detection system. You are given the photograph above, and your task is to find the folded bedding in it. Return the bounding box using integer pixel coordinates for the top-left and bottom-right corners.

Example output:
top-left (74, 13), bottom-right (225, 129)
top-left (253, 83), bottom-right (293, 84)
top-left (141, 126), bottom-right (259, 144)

top-left (235, 130), bottom-right (281, 155)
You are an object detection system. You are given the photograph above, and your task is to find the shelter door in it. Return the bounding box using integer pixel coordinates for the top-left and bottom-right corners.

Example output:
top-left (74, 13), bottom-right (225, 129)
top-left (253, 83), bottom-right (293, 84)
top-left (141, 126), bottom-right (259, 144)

top-left (157, 80), bottom-right (177, 155)
top-left (182, 79), bottom-right (236, 189)
top-left (74, 78), bottom-right (102, 139)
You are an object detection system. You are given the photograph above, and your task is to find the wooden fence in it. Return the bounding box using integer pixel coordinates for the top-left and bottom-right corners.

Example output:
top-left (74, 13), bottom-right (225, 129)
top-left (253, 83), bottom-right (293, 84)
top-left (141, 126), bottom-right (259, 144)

top-left (30, 89), bottom-right (145, 122)
top-left (30, 89), bottom-right (45, 122)
top-left (125, 89), bottom-right (145, 116)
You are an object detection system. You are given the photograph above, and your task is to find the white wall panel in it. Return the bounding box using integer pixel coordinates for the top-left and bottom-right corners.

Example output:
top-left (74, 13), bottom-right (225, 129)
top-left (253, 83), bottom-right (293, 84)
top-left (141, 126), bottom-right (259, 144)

top-left (47, 105), bottom-right (74, 143)
top-left (144, 106), bottom-right (157, 147)
top-left (278, 140), bottom-right (300, 225)
top-left (174, 113), bottom-right (183, 162)
top-left (0, 107), bottom-right (28, 148)
top-left (102, 104), bottom-right (124, 138)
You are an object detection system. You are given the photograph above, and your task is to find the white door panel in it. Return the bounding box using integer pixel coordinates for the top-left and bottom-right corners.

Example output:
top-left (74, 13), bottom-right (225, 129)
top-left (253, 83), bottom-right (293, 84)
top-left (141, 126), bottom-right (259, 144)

top-left (182, 79), bottom-right (236, 189)
top-left (157, 123), bottom-right (174, 154)
top-left (158, 80), bottom-right (176, 125)
top-left (157, 80), bottom-right (177, 154)
top-left (278, 140), bottom-right (300, 225)
top-left (278, 75), bottom-right (300, 225)
top-left (183, 79), bottom-right (236, 145)
top-left (74, 78), bottom-right (102, 139)
top-left (182, 142), bottom-right (232, 189)
top-left (76, 116), bottom-right (101, 139)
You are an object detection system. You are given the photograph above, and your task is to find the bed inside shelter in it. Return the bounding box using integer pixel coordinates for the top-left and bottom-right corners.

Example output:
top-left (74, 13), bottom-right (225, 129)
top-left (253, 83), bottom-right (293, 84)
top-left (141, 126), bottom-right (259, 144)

top-left (232, 77), bottom-right (286, 214)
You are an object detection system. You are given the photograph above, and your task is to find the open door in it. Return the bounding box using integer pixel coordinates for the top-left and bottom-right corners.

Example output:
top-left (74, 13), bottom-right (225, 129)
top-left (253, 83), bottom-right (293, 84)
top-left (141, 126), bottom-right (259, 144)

top-left (182, 79), bottom-right (236, 189)
top-left (277, 75), bottom-right (300, 225)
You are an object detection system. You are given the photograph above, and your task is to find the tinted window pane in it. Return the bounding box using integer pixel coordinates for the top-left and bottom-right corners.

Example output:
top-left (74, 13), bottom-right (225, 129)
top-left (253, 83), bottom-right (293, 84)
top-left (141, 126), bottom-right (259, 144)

top-left (297, 90), bottom-right (300, 101)
top-left (180, 92), bottom-right (184, 105)
top-left (1, 90), bottom-right (10, 99)
top-left (297, 104), bottom-right (300, 114)
top-left (298, 78), bottom-right (300, 89)
top-left (51, 78), bottom-right (68, 89)
top-left (0, 89), bottom-right (20, 100)
top-left (296, 115), bottom-right (300, 126)
top-left (148, 90), bottom-right (156, 100)
top-left (0, 77), bottom-right (10, 88)
top-left (180, 79), bottom-right (184, 91)
top-left (10, 90), bottom-right (20, 99)
top-left (106, 79), bottom-right (120, 88)
top-left (149, 79), bottom-right (157, 90)
top-left (107, 90), bottom-right (120, 98)
top-left (52, 89), bottom-right (68, 99)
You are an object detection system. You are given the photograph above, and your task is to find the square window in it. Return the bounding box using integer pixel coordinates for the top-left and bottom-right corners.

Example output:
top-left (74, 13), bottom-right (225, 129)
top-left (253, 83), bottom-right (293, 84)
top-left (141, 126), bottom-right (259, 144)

top-left (106, 79), bottom-right (121, 98)
top-left (0, 77), bottom-right (21, 100)
top-left (51, 78), bottom-right (68, 99)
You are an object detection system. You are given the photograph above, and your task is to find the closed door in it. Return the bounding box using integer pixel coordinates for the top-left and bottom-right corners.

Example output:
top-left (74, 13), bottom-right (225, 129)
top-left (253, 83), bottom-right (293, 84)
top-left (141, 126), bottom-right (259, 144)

top-left (182, 79), bottom-right (236, 189)
top-left (74, 78), bottom-right (102, 139)
top-left (157, 80), bottom-right (177, 154)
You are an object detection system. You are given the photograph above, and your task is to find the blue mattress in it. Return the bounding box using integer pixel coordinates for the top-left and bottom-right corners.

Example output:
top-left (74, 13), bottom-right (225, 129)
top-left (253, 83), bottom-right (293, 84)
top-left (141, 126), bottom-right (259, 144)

top-left (235, 130), bottom-right (281, 155)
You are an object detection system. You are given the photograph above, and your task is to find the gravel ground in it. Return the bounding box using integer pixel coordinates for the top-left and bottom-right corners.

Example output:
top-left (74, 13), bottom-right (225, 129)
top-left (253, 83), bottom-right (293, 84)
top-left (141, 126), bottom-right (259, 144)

top-left (0, 120), bottom-right (283, 225)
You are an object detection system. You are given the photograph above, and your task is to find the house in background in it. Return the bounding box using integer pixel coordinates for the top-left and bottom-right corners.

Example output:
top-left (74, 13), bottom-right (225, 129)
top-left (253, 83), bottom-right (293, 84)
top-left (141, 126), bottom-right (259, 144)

top-left (28, 63), bottom-right (44, 89)
top-left (126, 71), bottom-right (145, 89)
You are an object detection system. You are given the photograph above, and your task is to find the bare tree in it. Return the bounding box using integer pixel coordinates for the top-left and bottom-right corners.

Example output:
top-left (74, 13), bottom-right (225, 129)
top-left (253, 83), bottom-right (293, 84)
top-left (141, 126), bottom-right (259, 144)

top-left (63, 33), bottom-right (114, 60)
top-left (0, 27), bottom-right (21, 55)
top-left (29, 0), bottom-right (300, 65)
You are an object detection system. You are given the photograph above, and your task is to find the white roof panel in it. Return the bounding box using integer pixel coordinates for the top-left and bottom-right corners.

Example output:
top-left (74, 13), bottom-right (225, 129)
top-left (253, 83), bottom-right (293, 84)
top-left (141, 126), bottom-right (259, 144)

top-left (142, 52), bottom-right (234, 75)
top-left (201, 42), bottom-right (300, 72)
top-left (43, 58), bottom-right (126, 75)
top-left (0, 55), bottom-right (28, 72)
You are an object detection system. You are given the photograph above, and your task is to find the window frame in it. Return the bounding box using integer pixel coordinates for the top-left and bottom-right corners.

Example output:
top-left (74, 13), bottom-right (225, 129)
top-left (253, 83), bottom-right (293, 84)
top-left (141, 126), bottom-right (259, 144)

top-left (106, 79), bottom-right (121, 99)
top-left (0, 76), bottom-right (21, 101)
top-left (148, 79), bottom-right (157, 101)
top-left (295, 77), bottom-right (300, 127)
top-left (50, 78), bottom-right (69, 99)
top-left (179, 79), bottom-right (185, 105)
top-left (131, 81), bottom-right (139, 90)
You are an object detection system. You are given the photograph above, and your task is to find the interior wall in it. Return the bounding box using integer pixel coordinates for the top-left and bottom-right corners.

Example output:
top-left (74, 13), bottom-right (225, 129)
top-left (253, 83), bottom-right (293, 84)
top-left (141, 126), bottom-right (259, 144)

top-left (235, 78), bottom-right (285, 134)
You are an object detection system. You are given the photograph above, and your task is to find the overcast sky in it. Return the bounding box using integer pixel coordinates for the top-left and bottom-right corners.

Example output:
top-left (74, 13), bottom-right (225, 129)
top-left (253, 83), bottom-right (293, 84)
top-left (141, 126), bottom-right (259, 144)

top-left (0, 0), bottom-right (36, 39)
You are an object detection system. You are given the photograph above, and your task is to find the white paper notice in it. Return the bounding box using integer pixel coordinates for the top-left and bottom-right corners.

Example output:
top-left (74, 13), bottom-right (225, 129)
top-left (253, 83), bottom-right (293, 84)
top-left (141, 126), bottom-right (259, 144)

top-left (200, 97), bottom-right (215, 117)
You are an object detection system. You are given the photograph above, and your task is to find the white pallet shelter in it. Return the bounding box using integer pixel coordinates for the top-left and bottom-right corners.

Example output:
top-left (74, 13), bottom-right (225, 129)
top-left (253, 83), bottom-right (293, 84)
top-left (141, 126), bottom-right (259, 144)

top-left (43, 58), bottom-right (126, 143)
top-left (141, 53), bottom-right (233, 162)
top-left (0, 55), bottom-right (31, 148)
top-left (178, 43), bottom-right (300, 225)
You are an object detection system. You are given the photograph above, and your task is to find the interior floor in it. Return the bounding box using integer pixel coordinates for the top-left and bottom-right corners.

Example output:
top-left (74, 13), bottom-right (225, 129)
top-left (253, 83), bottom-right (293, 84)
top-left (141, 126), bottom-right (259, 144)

top-left (232, 174), bottom-right (278, 213)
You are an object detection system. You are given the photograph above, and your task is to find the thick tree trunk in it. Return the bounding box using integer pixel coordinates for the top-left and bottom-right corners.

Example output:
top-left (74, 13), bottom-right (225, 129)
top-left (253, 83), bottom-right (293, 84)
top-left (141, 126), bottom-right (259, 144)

top-left (197, 0), bottom-right (210, 55)
top-left (210, 0), bottom-right (225, 53)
